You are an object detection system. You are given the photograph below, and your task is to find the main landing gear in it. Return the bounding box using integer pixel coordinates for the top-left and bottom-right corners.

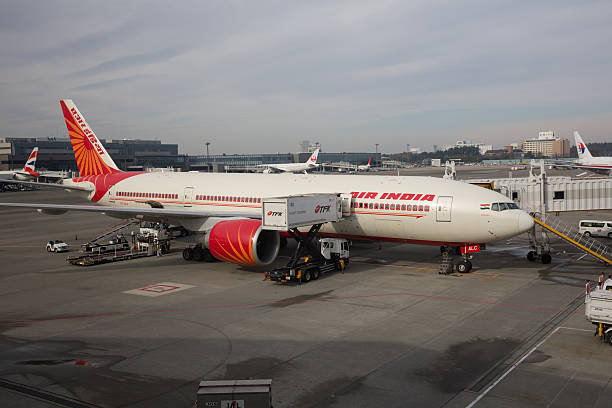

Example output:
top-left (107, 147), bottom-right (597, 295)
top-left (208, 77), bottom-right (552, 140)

top-left (439, 246), bottom-right (473, 274)
top-left (183, 244), bottom-right (214, 262)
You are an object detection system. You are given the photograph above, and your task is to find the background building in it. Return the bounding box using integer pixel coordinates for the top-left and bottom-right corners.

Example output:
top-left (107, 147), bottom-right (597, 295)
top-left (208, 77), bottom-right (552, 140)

top-left (441, 140), bottom-right (492, 155)
top-left (0, 137), bottom-right (180, 171)
top-left (0, 137), bottom-right (379, 172)
top-left (521, 131), bottom-right (570, 157)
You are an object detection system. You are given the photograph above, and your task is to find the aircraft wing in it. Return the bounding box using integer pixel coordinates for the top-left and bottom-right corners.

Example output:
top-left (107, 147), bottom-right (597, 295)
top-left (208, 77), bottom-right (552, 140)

top-left (0, 179), bottom-right (92, 192)
top-left (0, 202), bottom-right (260, 220)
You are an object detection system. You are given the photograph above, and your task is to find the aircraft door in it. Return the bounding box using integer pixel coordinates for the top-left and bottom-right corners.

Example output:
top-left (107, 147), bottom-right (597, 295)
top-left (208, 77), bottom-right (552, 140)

top-left (183, 187), bottom-right (194, 207)
top-left (436, 196), bottom-right (453, 222)
top-left (340, 193), bottom-right (353, 216)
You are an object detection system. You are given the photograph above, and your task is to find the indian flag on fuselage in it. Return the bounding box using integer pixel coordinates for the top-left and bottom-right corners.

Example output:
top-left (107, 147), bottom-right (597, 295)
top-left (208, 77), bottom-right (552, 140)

top-left (60, 99), bottom-right (121, 176)
top-left (480, 203), bottom-right (490, 210)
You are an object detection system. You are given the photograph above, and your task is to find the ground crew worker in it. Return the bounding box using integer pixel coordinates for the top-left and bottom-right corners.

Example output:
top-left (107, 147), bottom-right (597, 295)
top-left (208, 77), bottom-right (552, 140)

top-left (599, 273), bottom-right (605, 289)
top-left (586, 280), bottom-right (590, 295)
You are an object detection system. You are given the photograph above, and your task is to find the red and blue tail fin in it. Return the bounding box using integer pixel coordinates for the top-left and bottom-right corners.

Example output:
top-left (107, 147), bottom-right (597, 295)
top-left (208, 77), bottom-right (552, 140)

top-left (22, 147), bottom-right (38, 176)
top-left (60, 99), bottom-right (121, 176)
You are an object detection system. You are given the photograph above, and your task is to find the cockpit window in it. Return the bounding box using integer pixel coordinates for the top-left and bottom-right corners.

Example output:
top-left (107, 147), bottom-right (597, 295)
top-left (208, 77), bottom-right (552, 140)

top-left (491, 202), bottom-right (519, 211)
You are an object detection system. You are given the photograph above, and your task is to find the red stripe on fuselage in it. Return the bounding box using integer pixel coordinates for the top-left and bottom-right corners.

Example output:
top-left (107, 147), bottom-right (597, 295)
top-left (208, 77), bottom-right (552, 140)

top-left (72, 172), bottom-right (145, 202)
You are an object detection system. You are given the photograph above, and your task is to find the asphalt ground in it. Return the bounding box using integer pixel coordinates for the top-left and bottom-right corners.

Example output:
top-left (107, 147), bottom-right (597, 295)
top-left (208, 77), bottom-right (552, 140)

top-left (1, 180), bottom-right (611, 407)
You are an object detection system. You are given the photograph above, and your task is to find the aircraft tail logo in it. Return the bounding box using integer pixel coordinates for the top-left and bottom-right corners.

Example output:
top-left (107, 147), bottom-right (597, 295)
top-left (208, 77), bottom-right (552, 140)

top-left (60, 99), bottom-right (121, 176)
top-left (574, 131), bottom-right (592, 160)
top-left (308, 148), bottom-right (320, 164)
top-left (23, 147), bottom-right (38, 175)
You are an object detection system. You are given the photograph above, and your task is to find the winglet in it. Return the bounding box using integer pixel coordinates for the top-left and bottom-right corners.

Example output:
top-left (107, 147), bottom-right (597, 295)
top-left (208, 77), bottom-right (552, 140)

top-left (574, 131), bottom-right (593, 160)
top-left (60, 99), bottom-right (121, 176)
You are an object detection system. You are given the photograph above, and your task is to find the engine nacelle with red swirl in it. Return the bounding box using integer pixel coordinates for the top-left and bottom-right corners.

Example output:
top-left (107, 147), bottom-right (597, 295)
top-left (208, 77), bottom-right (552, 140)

top-left (203, 218), bottom-right (280, 266)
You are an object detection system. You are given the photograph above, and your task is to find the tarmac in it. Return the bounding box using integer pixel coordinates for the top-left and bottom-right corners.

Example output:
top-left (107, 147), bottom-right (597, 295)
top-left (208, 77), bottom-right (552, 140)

top-left (1, 173), bottom-right (612, 407)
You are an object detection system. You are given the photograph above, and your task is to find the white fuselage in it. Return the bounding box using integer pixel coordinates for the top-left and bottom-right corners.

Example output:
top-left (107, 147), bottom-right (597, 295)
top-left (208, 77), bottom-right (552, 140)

top-left (266, 162), bottom-right (319, 173)
top-left (64, 173), bottom-right (533, 245)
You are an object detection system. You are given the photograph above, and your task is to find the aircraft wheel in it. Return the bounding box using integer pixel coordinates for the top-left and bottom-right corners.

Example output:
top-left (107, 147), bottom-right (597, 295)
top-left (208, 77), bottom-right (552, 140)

top-left (312, 268), bottom-right (320, 280)
top-left (182, 247), bottom-right (193, 261)
top-left (541, 253), bottom-right (552, 264)
top-left (203, 248), bottom-right (214, 262)
top-left (456, 261), bottom-right (472, 273)
top-left (302, 269), bottom-right (312, 283)
top-left (192, 247), bottom-right (204, 262)
top-left (527, 251), bottom-right (537, 262)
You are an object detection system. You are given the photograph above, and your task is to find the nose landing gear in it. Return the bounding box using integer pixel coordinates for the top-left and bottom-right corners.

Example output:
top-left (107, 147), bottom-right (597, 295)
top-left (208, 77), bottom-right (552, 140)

top-left (439, 246), bottom-right (474, 274)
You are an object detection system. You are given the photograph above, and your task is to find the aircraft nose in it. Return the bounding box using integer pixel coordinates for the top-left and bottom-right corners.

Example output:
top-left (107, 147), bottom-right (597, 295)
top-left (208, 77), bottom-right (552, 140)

top-left (517, 211), bottom-right (534, 233)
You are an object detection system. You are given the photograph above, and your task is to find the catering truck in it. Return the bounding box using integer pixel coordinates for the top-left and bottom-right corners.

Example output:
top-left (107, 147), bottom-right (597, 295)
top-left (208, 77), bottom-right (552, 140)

top-left (585, 278), bottom-right (612, 344)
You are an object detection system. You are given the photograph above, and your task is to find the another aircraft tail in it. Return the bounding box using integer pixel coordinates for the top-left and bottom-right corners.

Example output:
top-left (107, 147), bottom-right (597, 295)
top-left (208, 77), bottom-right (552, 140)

top-left (574, 131), bottom-right (593, 160)
top-left (22, 147), bottom-right (39, 176)
top-left (60, 99), bottom-right (121, 176)
top-left (307, 148), bottom-right (320, 165)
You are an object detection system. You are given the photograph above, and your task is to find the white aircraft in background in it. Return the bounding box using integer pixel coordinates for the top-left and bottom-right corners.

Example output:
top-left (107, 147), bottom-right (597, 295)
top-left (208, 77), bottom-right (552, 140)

top-left (0, 147), bottom-right (39, 181)
top-left (571, 131), bottom-right (612, 175)
top-left (260, 149), bottom-right (320, 173)
top-left (357, 157), bottom-right (372, 171)
top-left (325, 157), bottom-right (372, 173)
top-left (0, 100), bottom-right (534, 273)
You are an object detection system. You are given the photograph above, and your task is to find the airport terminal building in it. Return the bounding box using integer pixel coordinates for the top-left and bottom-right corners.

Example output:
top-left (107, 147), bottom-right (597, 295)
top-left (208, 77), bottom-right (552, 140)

top-left (0, 137), bottom-right (379, 172)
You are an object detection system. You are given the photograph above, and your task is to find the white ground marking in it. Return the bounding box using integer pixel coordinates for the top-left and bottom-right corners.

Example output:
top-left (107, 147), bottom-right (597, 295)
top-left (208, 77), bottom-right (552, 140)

top-left (124, 282), bottom-right (195, 297)
top-left (464, 326), bottom-right (591, 408)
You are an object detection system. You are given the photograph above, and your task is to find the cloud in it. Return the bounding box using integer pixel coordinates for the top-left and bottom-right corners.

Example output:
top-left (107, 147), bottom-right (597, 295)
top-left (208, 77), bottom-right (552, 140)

top-left (1, 1), bottom-right (612, 154)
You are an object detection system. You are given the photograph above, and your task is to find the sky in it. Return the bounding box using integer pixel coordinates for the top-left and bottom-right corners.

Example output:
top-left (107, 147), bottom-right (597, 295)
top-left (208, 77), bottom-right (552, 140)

top-left (1, 0), bottom-right (611, 154)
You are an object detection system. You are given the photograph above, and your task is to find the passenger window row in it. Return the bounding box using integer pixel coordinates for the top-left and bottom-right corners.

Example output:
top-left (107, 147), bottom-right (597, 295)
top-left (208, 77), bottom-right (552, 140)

top-left (118, 191), bottom-right (178, 199)
top-left (195, 195), bottom-right (261, 204)
top-left (351, 201), bottom-right (430, 212)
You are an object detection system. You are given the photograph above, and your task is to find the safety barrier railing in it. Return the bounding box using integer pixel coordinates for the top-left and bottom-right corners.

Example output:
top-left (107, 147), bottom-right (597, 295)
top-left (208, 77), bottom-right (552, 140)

top-left (531, 214), bottom-right (612, 265)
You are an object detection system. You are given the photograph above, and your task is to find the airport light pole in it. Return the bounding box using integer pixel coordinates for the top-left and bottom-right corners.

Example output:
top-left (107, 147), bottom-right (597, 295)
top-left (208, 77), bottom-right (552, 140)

top-left (205, 142), bottom-right (211, 172)
top-left (375, 143), bottom-right (379, 166)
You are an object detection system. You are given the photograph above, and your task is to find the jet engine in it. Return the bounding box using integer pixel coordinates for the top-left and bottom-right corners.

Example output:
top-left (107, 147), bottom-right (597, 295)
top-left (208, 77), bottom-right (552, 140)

top-left (204, 219), bottom-right (280, 266)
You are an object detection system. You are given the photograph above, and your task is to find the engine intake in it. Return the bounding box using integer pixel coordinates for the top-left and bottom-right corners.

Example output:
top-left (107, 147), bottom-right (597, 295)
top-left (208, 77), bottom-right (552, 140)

top-left (205, 219), bottom-right (280, 266)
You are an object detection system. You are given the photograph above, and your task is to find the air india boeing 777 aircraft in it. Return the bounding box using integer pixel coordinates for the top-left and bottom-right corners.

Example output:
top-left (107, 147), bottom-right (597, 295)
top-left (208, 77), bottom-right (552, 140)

top-left (0, 100), bottom-right (534, 272)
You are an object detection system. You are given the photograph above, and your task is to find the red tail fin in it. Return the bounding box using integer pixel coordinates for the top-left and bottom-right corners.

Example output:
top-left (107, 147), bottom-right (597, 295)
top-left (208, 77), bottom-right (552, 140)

top-left (60, 99), bottom-right (121, 176)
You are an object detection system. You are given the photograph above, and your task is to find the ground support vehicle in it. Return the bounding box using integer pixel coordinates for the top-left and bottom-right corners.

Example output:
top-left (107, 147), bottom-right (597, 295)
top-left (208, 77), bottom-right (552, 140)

top-left (136, 222), bottom-right (171, 255)
top-left (67, 249), bottom-right (149, 266)
top-left (261, 194), bottom-right (348, 283)
top-left (46, 240), bottom-right (69, 253)
top-left (67, 222), bottom-right (171, 266)
top-left (585, 279), bottom-right (612, 345)
top-left (265, 226), bottom-right (350, 283)
top-left (81, 234), bottom-right (131, 254)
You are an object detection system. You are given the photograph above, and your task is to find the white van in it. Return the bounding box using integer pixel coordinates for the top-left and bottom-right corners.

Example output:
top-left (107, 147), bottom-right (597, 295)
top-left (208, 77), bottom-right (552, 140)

top-left (578, 220), bottom-right (612, 238)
